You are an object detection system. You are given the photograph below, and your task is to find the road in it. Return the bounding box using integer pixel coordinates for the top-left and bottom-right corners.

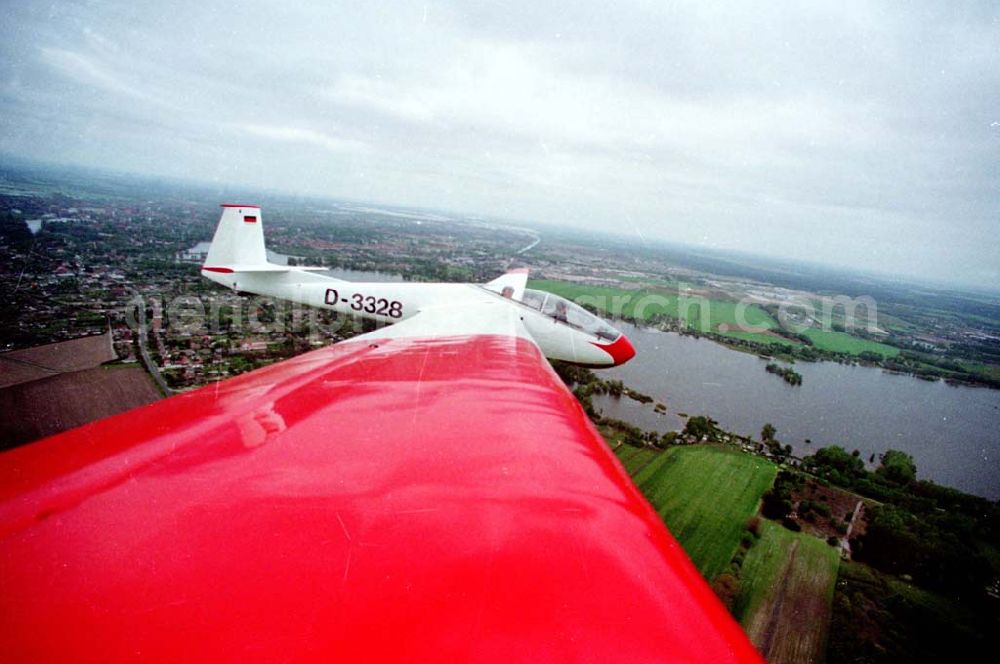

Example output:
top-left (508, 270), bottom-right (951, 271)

top-left (517, 234), bottom-right (541, 254)
top-left (133, 300), bottom-right (171, 395)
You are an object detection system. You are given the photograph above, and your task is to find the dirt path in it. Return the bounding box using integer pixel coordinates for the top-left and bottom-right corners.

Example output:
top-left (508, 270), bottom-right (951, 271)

top-left (841, 500), bottom-right (864, 558)
top-left (757, 540), bottom-right (799, 658)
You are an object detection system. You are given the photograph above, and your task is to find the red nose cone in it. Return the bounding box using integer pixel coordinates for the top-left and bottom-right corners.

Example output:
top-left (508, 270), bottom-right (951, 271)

top-left (602, 334), bottom-right (636, 366)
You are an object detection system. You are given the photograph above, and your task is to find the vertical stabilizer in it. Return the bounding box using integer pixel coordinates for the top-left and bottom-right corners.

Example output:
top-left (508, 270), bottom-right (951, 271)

top-left (204, 204), bottom-right (267, 268)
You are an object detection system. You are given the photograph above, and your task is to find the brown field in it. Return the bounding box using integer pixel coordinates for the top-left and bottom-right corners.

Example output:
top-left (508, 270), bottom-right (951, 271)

top-left (0, 331), bottom-right (115, 388)
top-left (792, 478), bottom-right (867, 542)
top-left (0, 366), bottom-right (160, 448)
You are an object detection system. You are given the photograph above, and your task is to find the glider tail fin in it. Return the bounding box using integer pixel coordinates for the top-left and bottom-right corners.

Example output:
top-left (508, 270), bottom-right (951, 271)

top-left (204, 205), bottom-right (267, 268)
top-left (485, 268), bottom-right (529, 301)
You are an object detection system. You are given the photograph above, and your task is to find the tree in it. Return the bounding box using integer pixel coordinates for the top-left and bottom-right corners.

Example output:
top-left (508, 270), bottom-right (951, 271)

top-left (711, 572), bottom-right (740, 610)
top-left (877, 449), bottom-right (917, 485)
top-left (761, 490), bottom-right (792, 520)
top-left (684, 416), bottom-right (717, 441)
top-left (0, 211), bottom-right (34, 252)
top-left (854, 504), bottom-right (919, 574)
top-left (803, 445), bottom-right (865, 486)
top-left (761, 422), bottom-right (776, 442)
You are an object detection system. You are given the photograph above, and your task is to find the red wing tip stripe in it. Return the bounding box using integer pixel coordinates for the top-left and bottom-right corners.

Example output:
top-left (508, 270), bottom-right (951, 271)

top-left (202, 267), bottom-right (234, 273)
top-left (220, 203), bottom-right (261, 208)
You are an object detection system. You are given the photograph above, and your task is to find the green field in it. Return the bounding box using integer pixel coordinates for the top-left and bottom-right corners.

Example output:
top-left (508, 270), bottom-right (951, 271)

top-left (611, 441), bottom-right (661, 475)
top-left (715, 328), bottom-right (800, 346)
top-left (614, 445), bottom-right (777, 580)
top-left (734, 521), bottom-right (840, 664)
top-left (959, 361), bottom-right (1000, 381)
top-left (531, 279), bottom-right (904, 358)
top-left (799, 327), bottom-right (900, 357)
top-left (529, 279), bottom-right (778, 334)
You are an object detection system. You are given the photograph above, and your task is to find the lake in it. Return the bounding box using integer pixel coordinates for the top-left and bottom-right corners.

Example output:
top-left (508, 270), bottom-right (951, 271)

top-left (593, 323), bottom-right (1000, 499)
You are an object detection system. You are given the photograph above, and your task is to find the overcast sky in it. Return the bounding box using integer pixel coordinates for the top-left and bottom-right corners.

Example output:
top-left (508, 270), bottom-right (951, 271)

top-left (1, 1), bottom-right (997, 287)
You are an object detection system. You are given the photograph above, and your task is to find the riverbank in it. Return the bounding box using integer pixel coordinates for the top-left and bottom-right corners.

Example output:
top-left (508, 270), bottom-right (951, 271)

top-left (584, 323), bottom-right (1000, 500)
top-left (529, 278), bottom-right (1000, 389)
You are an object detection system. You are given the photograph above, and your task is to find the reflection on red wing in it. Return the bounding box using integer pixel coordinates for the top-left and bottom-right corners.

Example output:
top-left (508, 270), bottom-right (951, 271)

top-left (0, 334), bottom-right (761, 662)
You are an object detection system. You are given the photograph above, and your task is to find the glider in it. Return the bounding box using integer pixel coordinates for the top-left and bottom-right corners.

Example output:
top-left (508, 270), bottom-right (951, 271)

top-left (0, 204), bottom-right (762, 662)
top-left (201, 205), bottom-right (635, 367)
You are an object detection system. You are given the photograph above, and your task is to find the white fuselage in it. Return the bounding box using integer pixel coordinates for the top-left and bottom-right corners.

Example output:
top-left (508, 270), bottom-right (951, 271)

top-left (202, 268), bottom-right (626, 367)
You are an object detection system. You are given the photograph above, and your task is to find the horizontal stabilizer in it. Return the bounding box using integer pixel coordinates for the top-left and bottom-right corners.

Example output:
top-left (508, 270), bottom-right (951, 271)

top-left (202, 264), bottom-right (290, 274)
top-left (201, 264), bottom-right (328, 274)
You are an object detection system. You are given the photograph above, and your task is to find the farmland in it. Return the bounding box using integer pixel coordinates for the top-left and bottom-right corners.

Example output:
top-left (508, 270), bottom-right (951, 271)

top-left (529, 279), bottom-right (778, 334)
top-left (614, 444), bottom-right (777, 580)
top-left (734, 520), bottom-right (841, 664)
top-left (799, 327), bottom-right (900, 358)
top-left (608, 440), bottom-right (661, 475)
top-left (0, 365), bottom-right (161, 448)
top-left (605, 436), bottom-right (999, 663)
top-left (531, 278), bottom-right (903, 360)
top-left (608, 440), bottom-right (845, 663)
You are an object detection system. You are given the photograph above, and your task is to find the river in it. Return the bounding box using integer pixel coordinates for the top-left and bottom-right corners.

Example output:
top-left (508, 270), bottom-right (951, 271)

top-left (593, 323), bottom-right (1000, 499)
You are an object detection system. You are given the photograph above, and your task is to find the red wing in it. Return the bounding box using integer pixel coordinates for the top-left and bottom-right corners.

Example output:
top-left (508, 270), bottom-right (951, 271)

top-left (0, 329), bottom-right (761, 662)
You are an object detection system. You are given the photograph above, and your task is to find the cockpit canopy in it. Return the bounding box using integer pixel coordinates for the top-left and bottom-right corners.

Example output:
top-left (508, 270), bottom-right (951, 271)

top-left (519, 288), bottom-right (621, 341)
